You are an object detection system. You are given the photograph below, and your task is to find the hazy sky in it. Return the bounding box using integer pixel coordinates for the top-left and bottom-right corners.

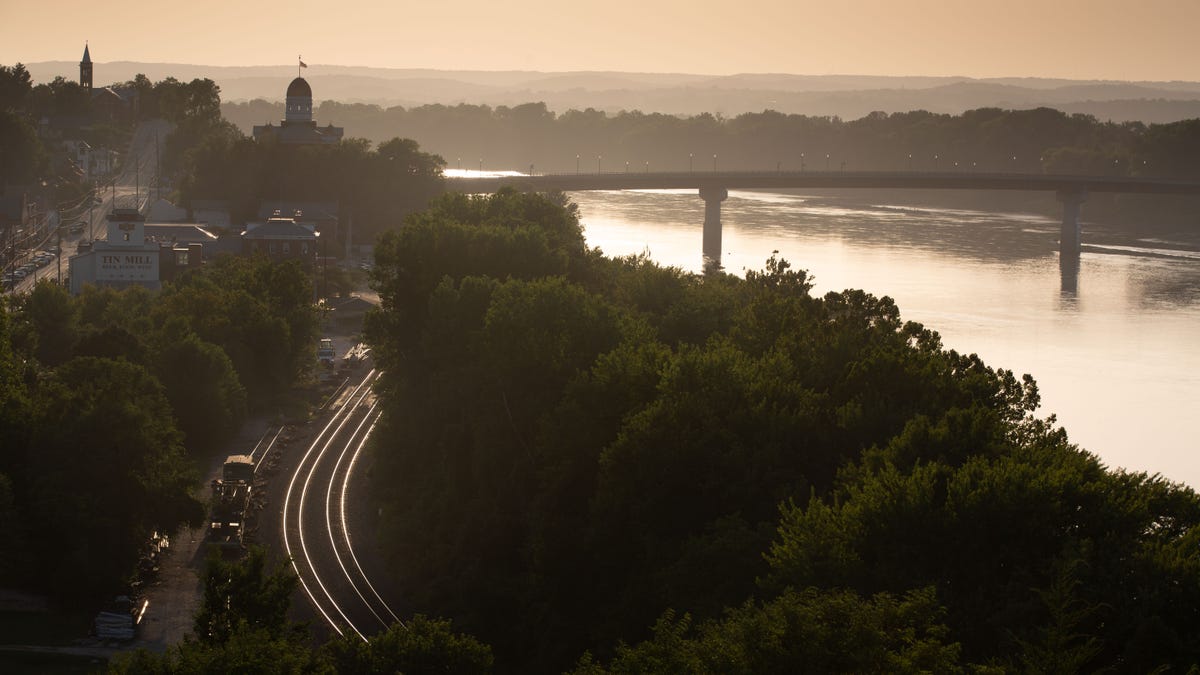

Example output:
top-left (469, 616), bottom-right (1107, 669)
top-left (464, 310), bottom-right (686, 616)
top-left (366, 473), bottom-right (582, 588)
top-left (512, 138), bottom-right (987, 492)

top-left (3, 0), bottom-right (1197, 81)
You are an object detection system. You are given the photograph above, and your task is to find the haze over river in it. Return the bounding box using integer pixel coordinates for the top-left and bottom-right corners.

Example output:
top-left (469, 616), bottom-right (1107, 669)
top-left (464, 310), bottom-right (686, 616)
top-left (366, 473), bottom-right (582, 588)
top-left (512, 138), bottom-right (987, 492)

top-left (567, 187), bottom-right (1200, 489)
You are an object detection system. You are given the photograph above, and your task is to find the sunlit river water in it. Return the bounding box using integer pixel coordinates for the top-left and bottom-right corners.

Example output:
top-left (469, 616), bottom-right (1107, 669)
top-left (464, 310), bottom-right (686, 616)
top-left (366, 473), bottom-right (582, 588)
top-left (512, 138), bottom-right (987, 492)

top-left (564, 187), bottom-right (1200, 489)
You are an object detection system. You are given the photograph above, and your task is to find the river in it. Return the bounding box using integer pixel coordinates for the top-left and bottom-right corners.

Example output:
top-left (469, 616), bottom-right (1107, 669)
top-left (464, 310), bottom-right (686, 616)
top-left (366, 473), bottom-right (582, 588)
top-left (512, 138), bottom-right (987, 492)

top-left (564, 187), bottom-right (1200, 489)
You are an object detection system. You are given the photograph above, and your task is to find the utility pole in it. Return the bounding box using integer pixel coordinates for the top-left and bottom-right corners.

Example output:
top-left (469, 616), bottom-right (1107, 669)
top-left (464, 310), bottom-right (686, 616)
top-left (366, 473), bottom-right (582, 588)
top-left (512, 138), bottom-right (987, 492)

top-left (154, 133), bottom-right (160, 202)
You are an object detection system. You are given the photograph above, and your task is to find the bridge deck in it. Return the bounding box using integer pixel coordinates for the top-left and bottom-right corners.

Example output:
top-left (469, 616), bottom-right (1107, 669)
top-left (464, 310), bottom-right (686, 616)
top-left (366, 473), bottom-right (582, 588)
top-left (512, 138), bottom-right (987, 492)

top-left (446, 170), bottom-right (1200, 196)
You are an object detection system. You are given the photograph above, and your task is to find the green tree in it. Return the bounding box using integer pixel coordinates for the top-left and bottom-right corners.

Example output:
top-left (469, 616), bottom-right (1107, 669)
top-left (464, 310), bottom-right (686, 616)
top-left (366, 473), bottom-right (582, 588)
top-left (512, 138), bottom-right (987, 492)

top-left (0, 62), bottom-right (32, 110)
top-left (109, 625), bottom-right (324, 674)
top-left (27, 357), bottom-right (203, 597)
top-left (0, 108), bottom-right (43, 185)
top-left (325, 616), bottom-right (494, 675)
top-left (157, 256), bottom-right (317, 402)
top-left (0, 300), bottom-right (29, 475)
top-left (154, 329), bottom-right (247, 454)
top-left (193, 546), bottom-right (302, 645)
top-left (12, 279), bottom-right (78, 366)
top-left (763, 445), bottom-right (1200, 670)
top-left (573, 588), bottom-right (966, 675)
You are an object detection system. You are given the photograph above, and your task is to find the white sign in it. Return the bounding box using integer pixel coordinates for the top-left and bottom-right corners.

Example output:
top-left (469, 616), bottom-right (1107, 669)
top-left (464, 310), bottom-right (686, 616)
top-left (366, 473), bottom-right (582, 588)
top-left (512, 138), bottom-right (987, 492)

top-left (97, 251), bottom-right (158, 282)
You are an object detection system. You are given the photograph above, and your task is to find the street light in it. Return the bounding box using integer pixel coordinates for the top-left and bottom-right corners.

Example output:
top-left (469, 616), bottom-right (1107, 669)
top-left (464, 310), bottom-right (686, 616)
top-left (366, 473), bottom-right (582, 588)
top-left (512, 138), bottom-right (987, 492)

top-left (598, 155), bottom-right (602, 173)
top-left (825, 154), bottom-right (830, 171)
top-left (800, 152), bottom-right (806, 172)
top-left (645, 161), bottom-right (649, 173)
top-left (625, 161), bottom-right (629, 173)
top-left (576, 154), bottom-right (580, 174)
top-left (689, 153), bottom-right (694, 173)
top-left (908, 153), bottom-right (913, 171)
top-left (713, 154), bottom-right (717, 172)
top-left (478, 158), bottom-right (482, 172)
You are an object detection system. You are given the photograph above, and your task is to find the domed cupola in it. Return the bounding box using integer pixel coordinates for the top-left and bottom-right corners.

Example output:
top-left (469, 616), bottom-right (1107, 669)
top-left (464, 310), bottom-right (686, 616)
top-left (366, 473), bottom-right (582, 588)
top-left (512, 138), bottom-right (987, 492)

top-left (285, 77), bottom-right (313, 123)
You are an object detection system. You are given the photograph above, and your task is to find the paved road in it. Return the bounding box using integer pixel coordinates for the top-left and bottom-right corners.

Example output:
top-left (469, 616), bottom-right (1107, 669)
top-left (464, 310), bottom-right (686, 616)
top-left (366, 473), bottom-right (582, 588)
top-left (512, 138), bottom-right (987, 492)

top-left (4, 119), bottom-right (172, 295)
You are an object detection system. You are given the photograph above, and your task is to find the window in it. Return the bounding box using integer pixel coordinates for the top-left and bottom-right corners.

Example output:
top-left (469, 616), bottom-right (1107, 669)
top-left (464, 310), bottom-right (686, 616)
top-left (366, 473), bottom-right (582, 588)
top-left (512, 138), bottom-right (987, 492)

top-left (269, 242), bottom-right (277, 254)
top-left (283, 242), bottom-right (291, 254)
top-left (123, 233), bottom-right (130, 241)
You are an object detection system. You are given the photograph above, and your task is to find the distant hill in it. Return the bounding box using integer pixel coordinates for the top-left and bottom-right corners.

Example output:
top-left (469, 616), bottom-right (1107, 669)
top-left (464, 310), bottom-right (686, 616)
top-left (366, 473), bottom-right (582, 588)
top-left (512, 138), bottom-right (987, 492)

top-left (22, 61), bottom-right (1200, 123)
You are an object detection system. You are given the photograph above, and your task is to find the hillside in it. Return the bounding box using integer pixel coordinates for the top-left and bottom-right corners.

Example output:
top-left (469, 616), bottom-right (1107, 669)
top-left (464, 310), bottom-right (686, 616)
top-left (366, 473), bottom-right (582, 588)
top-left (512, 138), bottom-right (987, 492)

top-left (23, 61), bottom-right (1200, 123)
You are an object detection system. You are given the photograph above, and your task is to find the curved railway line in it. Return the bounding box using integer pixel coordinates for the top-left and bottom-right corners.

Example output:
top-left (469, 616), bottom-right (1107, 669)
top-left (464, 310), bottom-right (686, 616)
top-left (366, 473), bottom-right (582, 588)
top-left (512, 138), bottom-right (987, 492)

top-left (280, 368), bottom-right (399, 639)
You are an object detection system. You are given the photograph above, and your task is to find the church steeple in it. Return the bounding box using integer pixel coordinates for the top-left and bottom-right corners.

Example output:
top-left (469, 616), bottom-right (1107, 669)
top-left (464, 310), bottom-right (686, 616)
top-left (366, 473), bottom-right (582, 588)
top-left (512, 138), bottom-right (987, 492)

top-left (80, 42), bottom-right (93, 92)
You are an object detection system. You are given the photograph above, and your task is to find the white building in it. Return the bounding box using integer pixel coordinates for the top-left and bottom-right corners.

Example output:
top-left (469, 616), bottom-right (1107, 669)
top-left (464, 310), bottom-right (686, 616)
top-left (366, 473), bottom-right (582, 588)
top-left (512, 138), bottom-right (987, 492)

top-left (69, 208), bottom-right (162, 294)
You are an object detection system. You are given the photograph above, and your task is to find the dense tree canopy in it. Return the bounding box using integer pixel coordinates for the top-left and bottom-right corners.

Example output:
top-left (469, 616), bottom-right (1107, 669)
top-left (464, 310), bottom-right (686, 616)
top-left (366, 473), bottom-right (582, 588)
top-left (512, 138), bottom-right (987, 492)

top-left (112, 552), bottom-right (491, 674)
top-left (27, 356), bottom-right (203, 596)
top-left (0, 255), bottom-right (317, 601)
top-left (362, 189), bottom-right (1200, 672)
top-left (174, 130), bottom-right (445, 242)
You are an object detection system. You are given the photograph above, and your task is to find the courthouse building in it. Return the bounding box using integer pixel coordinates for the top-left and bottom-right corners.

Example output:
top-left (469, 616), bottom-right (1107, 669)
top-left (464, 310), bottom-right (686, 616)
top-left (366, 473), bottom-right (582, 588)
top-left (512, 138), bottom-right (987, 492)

top-left (252, 76), bottom-right (343, 145)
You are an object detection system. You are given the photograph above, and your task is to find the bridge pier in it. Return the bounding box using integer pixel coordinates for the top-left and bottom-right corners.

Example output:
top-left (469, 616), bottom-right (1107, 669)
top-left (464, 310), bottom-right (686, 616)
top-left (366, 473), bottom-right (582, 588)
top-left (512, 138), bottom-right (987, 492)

top-left (1057, 188), bottom-right (1087, 259)
top-left (700, 186), bottom-right (728, 267)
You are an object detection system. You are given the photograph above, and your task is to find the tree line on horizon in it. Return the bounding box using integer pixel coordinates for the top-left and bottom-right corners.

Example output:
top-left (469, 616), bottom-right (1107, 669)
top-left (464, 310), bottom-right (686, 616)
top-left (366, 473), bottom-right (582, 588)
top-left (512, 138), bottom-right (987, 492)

top-left (222, 98), bottom-right (1200, 178)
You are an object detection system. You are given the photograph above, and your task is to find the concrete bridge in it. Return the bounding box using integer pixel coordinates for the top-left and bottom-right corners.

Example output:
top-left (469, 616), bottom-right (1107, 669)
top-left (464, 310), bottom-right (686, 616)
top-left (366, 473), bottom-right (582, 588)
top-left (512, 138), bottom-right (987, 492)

top-left (446, 170), bottom-right (1200, 270)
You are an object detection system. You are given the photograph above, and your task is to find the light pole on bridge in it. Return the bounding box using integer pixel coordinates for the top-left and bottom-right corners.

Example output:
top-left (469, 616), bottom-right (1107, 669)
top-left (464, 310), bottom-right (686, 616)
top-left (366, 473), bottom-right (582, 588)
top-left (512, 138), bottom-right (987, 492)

top-left (825, 154), bottom-right (830, 171)
top-left (597, 155), bottom-right (602, 174)
top-left (800, 153), bottom-right (805, 172)
top-left (689, 153), bottom-right (694, 173)
top-left (576, 154), bottom-right (580, 174)
top-left (713, 154), bottom-right (717, 172)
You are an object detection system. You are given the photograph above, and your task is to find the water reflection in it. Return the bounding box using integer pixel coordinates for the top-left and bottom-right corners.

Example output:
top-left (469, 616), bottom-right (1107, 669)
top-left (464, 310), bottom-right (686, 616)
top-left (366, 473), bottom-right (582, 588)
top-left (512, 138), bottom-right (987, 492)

top-left (567, 188), bottom-right (1200, 488)
top-left (1060, 252), bottom-right (1080, 297)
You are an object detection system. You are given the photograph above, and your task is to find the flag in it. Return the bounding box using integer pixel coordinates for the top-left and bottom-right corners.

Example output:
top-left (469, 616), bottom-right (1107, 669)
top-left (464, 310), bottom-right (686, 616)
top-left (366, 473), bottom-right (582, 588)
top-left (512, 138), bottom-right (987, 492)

top-left (299, 59), bottom-right (307, 68)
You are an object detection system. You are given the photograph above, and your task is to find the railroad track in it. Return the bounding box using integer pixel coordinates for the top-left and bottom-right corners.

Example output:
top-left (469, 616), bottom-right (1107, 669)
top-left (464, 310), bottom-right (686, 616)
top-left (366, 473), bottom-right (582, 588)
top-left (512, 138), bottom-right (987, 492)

top-left (281, 368), bottom-right (398, 639)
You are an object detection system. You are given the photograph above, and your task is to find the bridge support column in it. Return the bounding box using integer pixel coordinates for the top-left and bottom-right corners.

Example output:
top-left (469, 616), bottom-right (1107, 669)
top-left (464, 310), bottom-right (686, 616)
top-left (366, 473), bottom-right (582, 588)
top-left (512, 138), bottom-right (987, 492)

top-left (1057, 189), bottom-right (1087, 259)
top-left (700, 186), bottom-right (728, 268)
